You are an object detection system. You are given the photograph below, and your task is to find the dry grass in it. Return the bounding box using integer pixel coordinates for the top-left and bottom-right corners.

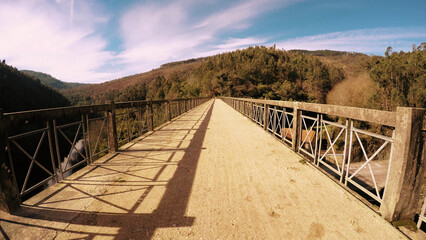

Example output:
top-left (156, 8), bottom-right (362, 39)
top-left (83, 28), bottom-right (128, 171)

top-left (316, 54), bottom-right (376, 108)
top-left (326, 72), bottom-right (376, 107)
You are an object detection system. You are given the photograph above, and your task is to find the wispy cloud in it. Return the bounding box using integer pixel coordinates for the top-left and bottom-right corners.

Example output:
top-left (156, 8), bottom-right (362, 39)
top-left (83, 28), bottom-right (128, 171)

top-left (197, 37), bottom-right (268, 57)
top-left (0, 0), bottom-right (115, 83)
top-left (276, 28), bottom-right (426, 54)
top-left (1, 0), bottom-right (423, 84)
top-left (116, 0), bottom-right (292, 75)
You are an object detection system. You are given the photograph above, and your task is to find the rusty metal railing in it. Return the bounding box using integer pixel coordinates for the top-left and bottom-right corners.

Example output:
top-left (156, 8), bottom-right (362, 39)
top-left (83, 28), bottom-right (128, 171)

top-left (0, 97), bottom-right (210, 203)
top-left (221, 97), bottom-right (425, 225)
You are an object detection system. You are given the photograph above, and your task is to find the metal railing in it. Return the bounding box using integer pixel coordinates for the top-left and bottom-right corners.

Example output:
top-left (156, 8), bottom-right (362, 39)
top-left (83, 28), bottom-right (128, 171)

top-left (0, 97), bottom-right (210, 202)
top-left (221, 97), bottom-right (425, 224)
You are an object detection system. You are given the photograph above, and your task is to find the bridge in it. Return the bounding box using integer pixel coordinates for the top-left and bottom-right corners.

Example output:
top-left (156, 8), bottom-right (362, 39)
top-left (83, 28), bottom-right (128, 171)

top-left (0, 98), bottom-right (424, 239)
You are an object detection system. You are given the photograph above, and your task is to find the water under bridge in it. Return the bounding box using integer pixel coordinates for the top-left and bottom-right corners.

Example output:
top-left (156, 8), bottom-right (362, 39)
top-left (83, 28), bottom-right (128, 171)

top-left (0, 98), bottom-right (424, 239)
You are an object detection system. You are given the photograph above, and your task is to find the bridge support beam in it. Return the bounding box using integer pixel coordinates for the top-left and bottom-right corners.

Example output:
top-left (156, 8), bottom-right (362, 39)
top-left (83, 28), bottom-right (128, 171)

top-left (380, 107), bottom-right (425, 221)
top-left (0, 109), bottom-right (21, 213)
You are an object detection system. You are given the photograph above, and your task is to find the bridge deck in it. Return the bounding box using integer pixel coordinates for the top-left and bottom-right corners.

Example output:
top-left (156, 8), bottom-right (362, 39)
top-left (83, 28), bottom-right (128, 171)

top-left (0, 99), bottom-right (406, 239)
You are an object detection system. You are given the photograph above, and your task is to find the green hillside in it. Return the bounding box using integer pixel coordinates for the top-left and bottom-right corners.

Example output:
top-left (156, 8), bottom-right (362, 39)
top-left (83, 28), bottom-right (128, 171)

top-left (62, 45), bottom-right (425, 111)
top-left (21, 70), bottom-right (86, 90)
top-left (0, 63), bottom-right (71, 113)
top-left (122, 46), bottom-right (345, 103)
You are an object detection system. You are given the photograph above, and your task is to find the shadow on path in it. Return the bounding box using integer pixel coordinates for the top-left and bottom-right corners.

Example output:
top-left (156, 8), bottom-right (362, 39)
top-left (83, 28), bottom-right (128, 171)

top-left (1, 100), bottom-right (215, 240)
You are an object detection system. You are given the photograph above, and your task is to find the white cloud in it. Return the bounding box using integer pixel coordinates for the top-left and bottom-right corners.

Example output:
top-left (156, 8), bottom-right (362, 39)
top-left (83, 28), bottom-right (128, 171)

top-left (197, 37), bottom-right (268, 57)
top-left (0, 0), bottom-right (115, 83)
top-left (116, 0), bottom-right (292, 76)
top-left (0, 0), bottom-right (295, 83)
top-left (276, 28), bottom-right (426, 54)
top-left (216, 37), bottom-right (268, 49)
top-left (5, 0), bottom-right (422, 85)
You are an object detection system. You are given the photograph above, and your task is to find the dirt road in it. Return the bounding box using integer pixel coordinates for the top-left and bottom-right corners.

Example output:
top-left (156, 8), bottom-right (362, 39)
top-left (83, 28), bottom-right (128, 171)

top-left (0, 99), bottom-right (406, 239)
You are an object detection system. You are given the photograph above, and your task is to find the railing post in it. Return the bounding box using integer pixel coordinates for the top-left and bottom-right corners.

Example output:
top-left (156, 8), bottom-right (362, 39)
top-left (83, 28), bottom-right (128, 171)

top-left (166, 100), bottom-right (171, 122)
top-left (263, 102), bottom-right (269, 130)
top-left (292, 106), bottom-right (301, 152)
top-left (183, 99), bottom-right (186, 112)
top-left (250, 101), bottom-right (254, 120)
top-left (147, 101), bottom-right (154, 131)
top-left (106, 101), bottom-right (118, 153)
top-left (0, 109), bottom-right (21, 213)
top-left (380, 107), bottom-right (425, 221)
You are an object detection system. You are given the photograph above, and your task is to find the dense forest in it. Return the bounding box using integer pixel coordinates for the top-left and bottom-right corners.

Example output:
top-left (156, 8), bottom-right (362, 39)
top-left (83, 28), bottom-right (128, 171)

top-left (0, 62), bottom-right (70, 113)
top-left (114, 45), bottom-right (425, 110)
top-left (2, 45), bottom-right (424, 113)
top-left (367, 44), bottom-right (425, 110)
top-left (117, 46), bottom-right (345, 104)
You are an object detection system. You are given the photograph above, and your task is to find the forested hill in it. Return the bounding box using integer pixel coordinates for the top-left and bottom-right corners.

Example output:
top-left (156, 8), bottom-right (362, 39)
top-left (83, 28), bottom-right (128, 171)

top-left (62, 60), bottom-right (203, 105)
top-left (367, 45), bottom-right (425, 110)
top-left (64, 46), bottom-right (346, 105)
top-left (63, 44), bottom-right (425, 110)
top-left (0, 63), bottom-right (70, 113)
top-left (21, 70), bottom-right (87, 90)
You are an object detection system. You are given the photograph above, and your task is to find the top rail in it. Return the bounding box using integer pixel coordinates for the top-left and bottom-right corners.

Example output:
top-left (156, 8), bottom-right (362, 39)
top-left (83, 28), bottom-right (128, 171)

top-left (222, 97), bottom-right (397, 127)
top-left (4, 98), bottom-right (210, 123)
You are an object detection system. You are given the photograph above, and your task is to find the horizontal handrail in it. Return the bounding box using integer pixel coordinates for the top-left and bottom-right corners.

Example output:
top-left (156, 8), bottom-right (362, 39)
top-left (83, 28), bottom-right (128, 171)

top-left (222, 97), bottom-right (396, 127)
top-left (4, 97), bottom-right (210, 123)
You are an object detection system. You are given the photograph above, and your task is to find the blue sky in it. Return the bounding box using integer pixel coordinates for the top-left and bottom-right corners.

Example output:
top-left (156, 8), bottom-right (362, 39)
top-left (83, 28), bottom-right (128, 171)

top-left (0, 0), bottom-right (424, 83)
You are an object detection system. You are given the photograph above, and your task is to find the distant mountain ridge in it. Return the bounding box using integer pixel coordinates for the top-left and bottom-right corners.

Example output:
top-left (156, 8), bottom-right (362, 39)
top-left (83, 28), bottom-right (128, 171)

top-left (21, 70), bottom-right (87, 90)
top-left (0, 63), bottom-right (70, 113)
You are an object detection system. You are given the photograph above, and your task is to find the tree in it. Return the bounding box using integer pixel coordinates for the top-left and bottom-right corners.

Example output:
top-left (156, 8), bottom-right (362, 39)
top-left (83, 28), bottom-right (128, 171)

top-left (385, 46), bottom-right (393, 57)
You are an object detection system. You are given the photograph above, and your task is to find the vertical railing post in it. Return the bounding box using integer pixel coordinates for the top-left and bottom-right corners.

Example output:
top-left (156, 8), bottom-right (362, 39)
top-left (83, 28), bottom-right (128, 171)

top-left (273, 106), bottom-right (277, 133)
top-left (380, 107), bottom-right (425, 221)
top-left (126, 109), bottom-right (131, 142)
top-left (237, 100), bottom-right (240, 112)
top-left (292, 106), bottom-right (301, 152)
top-left (341, 118), bottom-right (351, 182)
top-left (147, 101), bottom-right (154, 132)
top-left (250, 101), bottom-right (254, 120)
top-left (46, 120), bottom-right (59, 182)
top-left (166, 100), bottom-right (171, 122)
top-left (85, 115), bottom-right (92, 163)
top-left (0, 109), bottom-right (21, 213)
top-left (263, 102), bottom-right (269, 130)
top-left (106, 101), bottom-right (118, 153)
top-left (180, 100), bottom-right (184, 114)
top-left (183, 99), bottom-right (186, 112)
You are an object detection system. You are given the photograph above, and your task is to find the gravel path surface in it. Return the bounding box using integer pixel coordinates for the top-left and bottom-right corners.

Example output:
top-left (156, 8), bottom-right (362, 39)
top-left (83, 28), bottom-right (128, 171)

top-left (0, 99), bottom-right (407, 239)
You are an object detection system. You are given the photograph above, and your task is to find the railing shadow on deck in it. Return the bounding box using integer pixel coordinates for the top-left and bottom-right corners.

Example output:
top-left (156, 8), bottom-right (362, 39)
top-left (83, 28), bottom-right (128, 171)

top-left (0, 100), bottom-right (215, 239)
